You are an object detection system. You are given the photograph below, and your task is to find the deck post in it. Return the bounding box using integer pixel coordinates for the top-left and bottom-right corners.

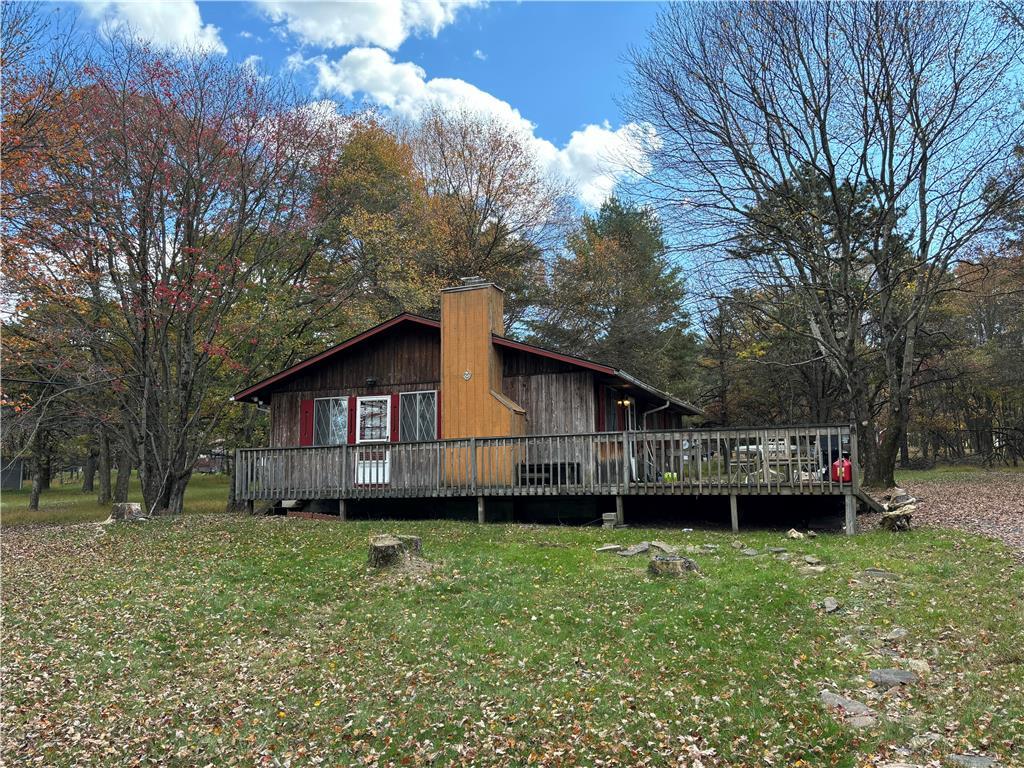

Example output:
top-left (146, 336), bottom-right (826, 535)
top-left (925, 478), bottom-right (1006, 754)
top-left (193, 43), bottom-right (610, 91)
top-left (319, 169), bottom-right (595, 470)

top-left (339, 498), bottom-right (347, 521)
top-left (729, 493), bottom-right (739, 532)
top-left (615, 494), bottom-right (624, 525)
top-left (844, 492), bottom-right (856, 535)
top-left (477, 495), bottom-right (486, 524)
top-left (620, 431), bottom-right (630, 492)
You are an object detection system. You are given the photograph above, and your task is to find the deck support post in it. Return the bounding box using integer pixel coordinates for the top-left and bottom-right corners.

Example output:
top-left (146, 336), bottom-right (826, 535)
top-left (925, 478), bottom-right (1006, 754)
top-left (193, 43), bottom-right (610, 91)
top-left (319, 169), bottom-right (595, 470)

top-left (477, 495), bottom-right (486, 524)
top-left (339, 498), bottom-right (347, 521)
top-left (844, 493), bottom-right (856, 535)
top-left (246, 499), bottom-right (254, 515)
top-left (729, 494), bottom-right (739, 532)
top-left (615, 495), bottom-right (624, 525)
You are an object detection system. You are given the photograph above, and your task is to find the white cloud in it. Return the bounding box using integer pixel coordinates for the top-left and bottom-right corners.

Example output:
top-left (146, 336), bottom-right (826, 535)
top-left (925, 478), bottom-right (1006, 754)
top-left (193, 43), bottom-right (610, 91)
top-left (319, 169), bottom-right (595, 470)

top-left (79, 0), bottom-right (226, 53)
top-left (306, 47), bottom-right (651, 207)
top-left (256, 0), bottom-right (479, 51)
top-left (473, 48), bottom-right (486, 61)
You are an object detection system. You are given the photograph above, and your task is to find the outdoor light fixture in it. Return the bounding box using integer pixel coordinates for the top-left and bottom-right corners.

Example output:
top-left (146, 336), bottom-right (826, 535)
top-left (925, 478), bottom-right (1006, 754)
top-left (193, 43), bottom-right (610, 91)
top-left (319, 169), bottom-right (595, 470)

top-left (365, 377), bottom-right (378, 386)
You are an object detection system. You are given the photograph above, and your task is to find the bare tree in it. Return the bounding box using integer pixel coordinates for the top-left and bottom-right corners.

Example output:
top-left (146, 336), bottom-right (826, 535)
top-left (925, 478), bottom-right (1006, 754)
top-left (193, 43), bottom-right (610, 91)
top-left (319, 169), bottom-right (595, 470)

top-left (410, 105), bottom-right (572, 323)
top-left (629, 1), bottom-right (1024, 485)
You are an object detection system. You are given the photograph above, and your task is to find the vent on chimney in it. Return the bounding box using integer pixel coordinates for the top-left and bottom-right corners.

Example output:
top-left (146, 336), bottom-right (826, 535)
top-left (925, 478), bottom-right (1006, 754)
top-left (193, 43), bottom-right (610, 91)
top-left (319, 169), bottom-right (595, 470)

top-left (460, 275), bottom-right (487, 286)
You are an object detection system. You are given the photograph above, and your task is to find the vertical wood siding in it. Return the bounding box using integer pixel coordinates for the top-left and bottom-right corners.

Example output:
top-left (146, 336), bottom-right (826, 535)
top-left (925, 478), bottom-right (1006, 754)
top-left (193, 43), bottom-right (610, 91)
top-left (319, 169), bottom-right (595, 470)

top-left (502, 372), bottom-right (596, 435)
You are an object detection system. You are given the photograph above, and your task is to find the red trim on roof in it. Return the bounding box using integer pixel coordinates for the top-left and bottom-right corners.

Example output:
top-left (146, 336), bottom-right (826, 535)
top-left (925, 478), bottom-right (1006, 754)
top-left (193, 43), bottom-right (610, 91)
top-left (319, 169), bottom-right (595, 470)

top-left (232, 314), bottom-right (439, 402)
top-left (490, 335), bottom-right (617, 375)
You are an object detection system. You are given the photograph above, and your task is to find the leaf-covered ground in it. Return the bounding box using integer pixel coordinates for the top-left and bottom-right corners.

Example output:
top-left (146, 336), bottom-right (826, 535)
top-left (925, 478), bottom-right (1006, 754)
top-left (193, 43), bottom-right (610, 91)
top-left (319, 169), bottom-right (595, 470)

top-left (892, 468), bottom-right (1024, 556)
top-left (3, 514), bottom-right (1022, 767)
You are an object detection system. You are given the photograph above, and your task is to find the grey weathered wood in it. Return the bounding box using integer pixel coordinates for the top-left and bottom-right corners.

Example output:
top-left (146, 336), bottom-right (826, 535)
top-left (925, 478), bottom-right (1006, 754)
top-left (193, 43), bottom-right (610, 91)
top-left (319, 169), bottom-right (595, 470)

top-left (730, 493), bottom-right (739, 532)
top-left (615, 494), bottom-right (624, 525)
top-left (477, 495), bottom-right (486, 524)
top-left (845, 492), bottom-right (856, 536)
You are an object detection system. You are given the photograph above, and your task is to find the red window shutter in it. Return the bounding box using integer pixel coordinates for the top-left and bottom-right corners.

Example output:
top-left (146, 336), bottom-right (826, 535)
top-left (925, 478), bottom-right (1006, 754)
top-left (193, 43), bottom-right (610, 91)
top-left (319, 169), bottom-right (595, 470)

top-left (347, 397), bottom-right (357, 444)
top-left (299, 399), bottom-right (314, 446)
top-left (390, 393), bottom-right (400, 443)
top-left (436, 391), bottom-right (442, 439)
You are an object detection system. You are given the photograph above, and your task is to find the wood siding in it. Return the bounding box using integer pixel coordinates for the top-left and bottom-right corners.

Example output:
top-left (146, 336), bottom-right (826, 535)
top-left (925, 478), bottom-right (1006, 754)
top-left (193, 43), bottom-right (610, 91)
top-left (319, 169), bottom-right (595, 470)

top-left (273, 325), bottom-right (440, 394)
top-left (502, 372), bottom-right (595, 435)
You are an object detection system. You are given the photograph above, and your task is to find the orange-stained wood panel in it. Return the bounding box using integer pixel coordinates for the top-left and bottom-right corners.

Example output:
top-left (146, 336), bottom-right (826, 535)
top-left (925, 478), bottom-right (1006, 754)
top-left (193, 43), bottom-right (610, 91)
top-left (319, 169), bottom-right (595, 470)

top-left (440, 282), bottom-right (525, 440)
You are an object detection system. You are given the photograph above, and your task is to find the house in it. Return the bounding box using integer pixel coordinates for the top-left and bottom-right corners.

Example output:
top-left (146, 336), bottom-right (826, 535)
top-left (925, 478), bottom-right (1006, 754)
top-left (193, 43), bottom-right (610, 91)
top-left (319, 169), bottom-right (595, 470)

top-left (233, 277), bottom-right (701, 451)
top-left (233, 278), bottom-right (861, 532)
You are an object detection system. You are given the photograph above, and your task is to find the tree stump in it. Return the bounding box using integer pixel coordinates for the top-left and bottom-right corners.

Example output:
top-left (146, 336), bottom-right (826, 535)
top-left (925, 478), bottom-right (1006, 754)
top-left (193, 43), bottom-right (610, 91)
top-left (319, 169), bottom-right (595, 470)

top-left (110, 502), bottom-right (145, 521)
top-left (648, 556), bottom-right (701, 577)
top-left (368, 535), bottom-right (409, 568)
top-left (395, 535), bottom-right (422, 555)
top-left (880, 509), bottom-right (913, 531)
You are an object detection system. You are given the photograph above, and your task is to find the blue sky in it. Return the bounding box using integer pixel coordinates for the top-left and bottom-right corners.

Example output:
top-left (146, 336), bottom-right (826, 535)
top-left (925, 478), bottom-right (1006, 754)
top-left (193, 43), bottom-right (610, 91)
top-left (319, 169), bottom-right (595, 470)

top-left (70, 1), bottom-right (665, 206)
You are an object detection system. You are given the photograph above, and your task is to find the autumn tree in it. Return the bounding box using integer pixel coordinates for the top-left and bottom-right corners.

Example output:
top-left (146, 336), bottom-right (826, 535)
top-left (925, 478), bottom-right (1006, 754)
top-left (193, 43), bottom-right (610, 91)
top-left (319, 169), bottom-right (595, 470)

top-left (3, 36), bottom-right (328, 514)
top-left (629, 1), bottom-right (1024, 485)
top-left (411, 105), bottom-right (571, 323)
top-left (528, 198), bottom-right (696, 393)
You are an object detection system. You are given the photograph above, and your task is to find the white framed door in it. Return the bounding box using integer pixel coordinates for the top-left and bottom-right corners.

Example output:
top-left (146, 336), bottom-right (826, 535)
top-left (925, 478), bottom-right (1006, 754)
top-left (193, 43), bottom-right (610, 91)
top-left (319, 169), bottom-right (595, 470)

top-left (355, 396), bottom-right (391, 484)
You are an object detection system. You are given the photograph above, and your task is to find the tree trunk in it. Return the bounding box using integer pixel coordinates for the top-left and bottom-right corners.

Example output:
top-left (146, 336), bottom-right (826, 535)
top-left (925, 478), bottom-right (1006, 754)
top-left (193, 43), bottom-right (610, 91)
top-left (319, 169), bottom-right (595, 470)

top-left (899, 431), bottom-right (910, 468)
top-left (113, 449), bottom-right (132, 502)
top-left (97, 432), bottom-right (112, 505)
top-left (28, 434), bottom-right (44, 511)
top-left (82, 445), bottom-right (97, 492)
top-left (40, 452), bottom-right (51, 490)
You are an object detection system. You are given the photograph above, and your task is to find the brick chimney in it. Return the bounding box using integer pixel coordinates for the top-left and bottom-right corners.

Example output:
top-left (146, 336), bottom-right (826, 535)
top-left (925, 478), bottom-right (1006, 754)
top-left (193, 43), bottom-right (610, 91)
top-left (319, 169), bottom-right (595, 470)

top-left (441, 277), bottom-right (524, 438)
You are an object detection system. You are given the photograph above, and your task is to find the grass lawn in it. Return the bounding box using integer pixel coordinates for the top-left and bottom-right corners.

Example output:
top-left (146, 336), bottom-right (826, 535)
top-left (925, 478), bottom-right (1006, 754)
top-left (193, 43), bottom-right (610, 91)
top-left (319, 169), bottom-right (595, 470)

top-left (2, 513), bottom-right (1021, 766)
top-left (0, 473), bottom-right (230, 527)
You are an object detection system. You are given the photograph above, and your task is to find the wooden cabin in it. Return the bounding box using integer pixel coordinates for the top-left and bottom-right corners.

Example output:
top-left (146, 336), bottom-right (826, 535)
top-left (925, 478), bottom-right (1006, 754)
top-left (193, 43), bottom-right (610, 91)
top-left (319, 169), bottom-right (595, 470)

top-left (233, 278), bottom-right (862, 532)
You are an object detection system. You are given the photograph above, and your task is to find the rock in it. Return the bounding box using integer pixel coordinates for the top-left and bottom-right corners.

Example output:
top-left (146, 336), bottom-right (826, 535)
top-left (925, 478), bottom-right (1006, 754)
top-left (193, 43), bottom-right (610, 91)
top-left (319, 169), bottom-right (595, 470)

top-left (869, 668), bottom-right (919, 689)
top-left (879, 763), bottom-right (925, 768)
top-left (768, 547), bottom-right (787, 554)
top-left (806, 530), bottom-right (818, 538)
top-left (776, 552), bottom-right (792, 561)
top-left (787, 528), bottom-right (805, 540)
top-left (110, 502), bottom-right (146, 521)
top-left (800, 565), bottom-right (827, 575)
top-left (945, 756), bottom-right (998, 768)
top-left (650, 540), bottom-right (679, 556)
top-left (907, 658), bottom-right (931, 675)
top-left (881, 510), bottom-right (913, 531)
top-left (860, 568), bottom-right (900, 581)
top-left (617, 542), bottom-right (650, 557)
top-left (740, 548), bottom-right (759, 556)
top-left (648, 556), bottom-right (701, 577)
top-left (909, 732), bottom-right (943, 750)
top-left (820, 690), bottom-right (874, 723)
top-left (882, 627), bottom-right (909, 642)
top-left (846, 714), bottom-right (878, 728)
top-left (601, 512), bottom-right (619, 529)
top-left (731, 540), bottom-right (744, 549)
top-left (803, 555), bottom-right (822, 565)
top-left (700, 543), bottom-right (719, 552)
top-left (595, 544), bottom-right (623, 553)
top-left (823, 597), bottom-right (841, 613)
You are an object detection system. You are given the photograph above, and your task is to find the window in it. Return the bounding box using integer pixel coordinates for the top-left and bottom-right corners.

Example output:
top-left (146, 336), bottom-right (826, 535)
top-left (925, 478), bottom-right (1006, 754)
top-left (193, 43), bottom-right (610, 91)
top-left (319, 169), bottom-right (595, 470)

top-left (313, 397), bottom-right (348, 446)
top-left (356, 396), bottom-right (390, 443)
top-left (399, 390), bottom-right (437, 442)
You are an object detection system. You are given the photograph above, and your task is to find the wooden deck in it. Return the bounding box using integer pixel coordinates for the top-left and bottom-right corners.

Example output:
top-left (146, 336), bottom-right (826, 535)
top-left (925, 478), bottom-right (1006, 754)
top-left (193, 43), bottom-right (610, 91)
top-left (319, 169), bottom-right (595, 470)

top-left (236, 424), bottom-right (860, 531)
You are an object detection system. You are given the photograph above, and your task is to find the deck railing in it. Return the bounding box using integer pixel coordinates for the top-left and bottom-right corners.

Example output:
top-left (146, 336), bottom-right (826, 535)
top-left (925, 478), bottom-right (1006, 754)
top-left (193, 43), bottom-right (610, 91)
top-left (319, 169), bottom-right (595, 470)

top-left (235, 425), bottom-right (856, 501)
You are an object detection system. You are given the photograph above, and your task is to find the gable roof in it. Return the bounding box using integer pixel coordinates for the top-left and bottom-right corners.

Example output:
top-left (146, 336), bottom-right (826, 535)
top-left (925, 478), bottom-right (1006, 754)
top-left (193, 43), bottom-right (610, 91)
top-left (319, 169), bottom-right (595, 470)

top-left (232, 313), bottom-right (702, 416)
